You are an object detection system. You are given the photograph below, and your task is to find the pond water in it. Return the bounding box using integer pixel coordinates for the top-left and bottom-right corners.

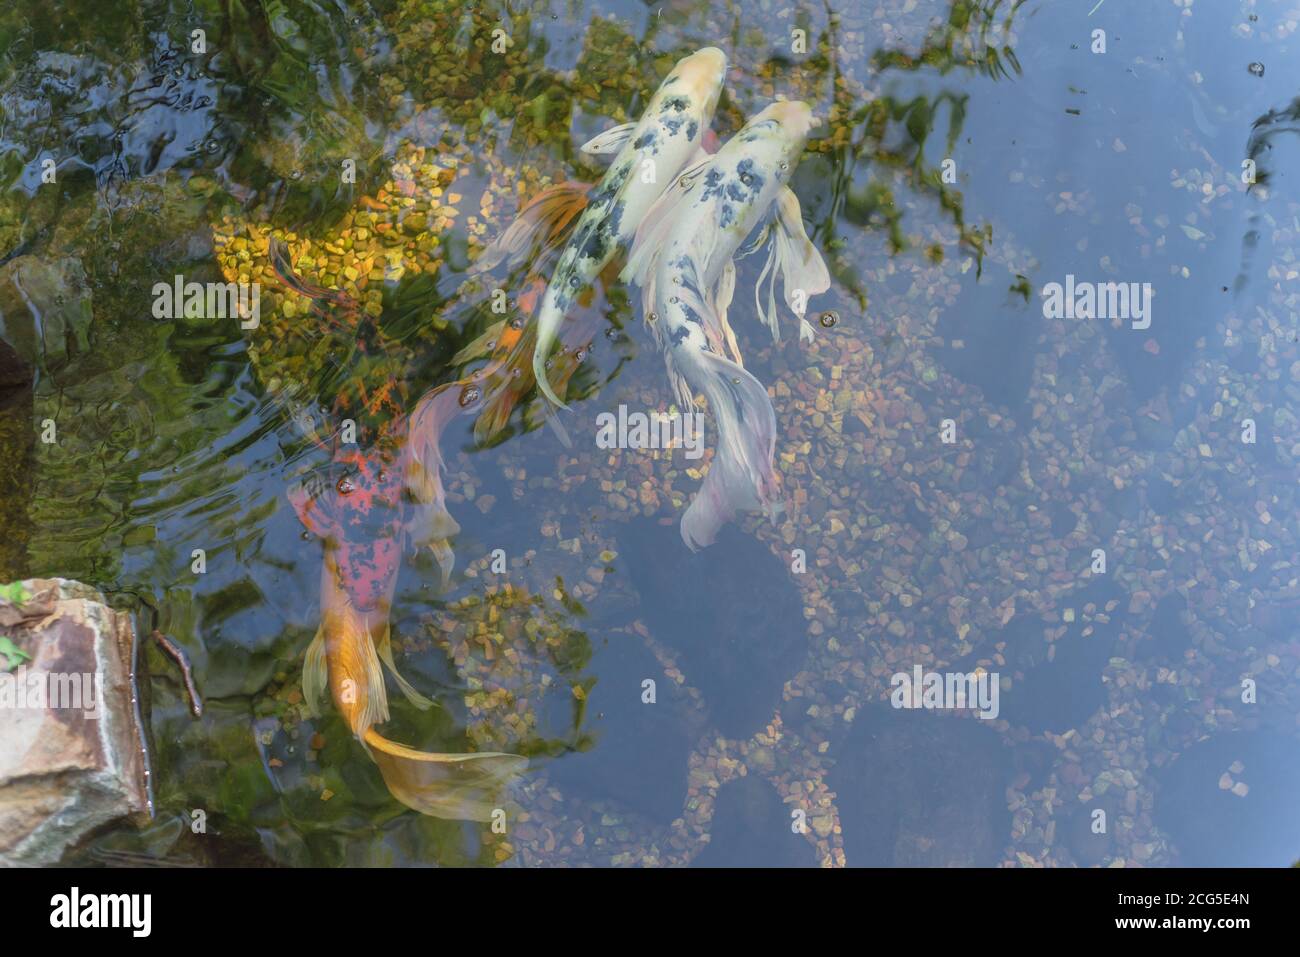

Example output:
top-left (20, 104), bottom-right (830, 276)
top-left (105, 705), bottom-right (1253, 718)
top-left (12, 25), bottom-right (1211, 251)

top-left (1, 0), bottom-right (1298, 867)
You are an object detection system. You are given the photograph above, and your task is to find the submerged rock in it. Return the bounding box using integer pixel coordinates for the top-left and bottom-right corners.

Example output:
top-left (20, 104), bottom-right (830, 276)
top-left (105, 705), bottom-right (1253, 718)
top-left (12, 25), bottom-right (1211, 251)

top-left (545, 630), bottom-right (695, 825)
top-left (0, 579), bottom-right (150, 866)
top-left (1154, 730), bottom-right (1300, 867)
top-left (998, 580), bottom-right (1125, 735)
top-left (615, 517), bottom-right (803, 739)
top-left (829, 704), bottom-right (1013, 867)
top-left (693, 775), bottom-right (816, 868)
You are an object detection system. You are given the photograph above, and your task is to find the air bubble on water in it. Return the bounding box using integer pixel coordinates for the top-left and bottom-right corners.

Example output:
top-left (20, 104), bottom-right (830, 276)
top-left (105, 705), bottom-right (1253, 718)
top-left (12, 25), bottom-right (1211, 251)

top-left (336, 475), bottom-right (356, 494)
top-left (1248, 62), bottom-right (1265, 77)
top-left (510, 316), bottom-right (524, 329)
top-left (458, 384), bottom-right (481, 407)
top-left (648, 312), bottom-right (658, 322)
top-left (819, 311), bottom-right (839, 328)
top-left (605, 327), bottom-right (619, 339)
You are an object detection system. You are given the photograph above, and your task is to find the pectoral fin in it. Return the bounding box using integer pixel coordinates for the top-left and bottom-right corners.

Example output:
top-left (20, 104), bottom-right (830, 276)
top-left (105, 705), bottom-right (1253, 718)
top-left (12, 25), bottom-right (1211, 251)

top-left (377, 626), bottom-right (433, 710)
top-left (302, 625), bottom-right (328, 718)
top-left (753, 188), bottom-right (831, 342)
top-left (470, 181), bottom-right (591, 275)
top-left (708, 260), bottom-right (744, 366)
top-left (580, 121), bottom-right (637, 155)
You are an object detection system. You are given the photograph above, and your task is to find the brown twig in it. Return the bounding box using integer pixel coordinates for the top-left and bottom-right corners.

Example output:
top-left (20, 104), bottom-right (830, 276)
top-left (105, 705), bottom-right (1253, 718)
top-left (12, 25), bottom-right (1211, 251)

top-left (149, 630), bottom-right (204, 718)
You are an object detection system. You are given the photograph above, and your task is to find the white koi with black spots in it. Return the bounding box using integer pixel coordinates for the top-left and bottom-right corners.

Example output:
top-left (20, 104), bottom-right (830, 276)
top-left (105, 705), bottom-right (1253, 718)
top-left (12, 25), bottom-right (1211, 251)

top-left (621, 100), bottom-right (830, 549)
top-left (526, 46), bottom-right (728, 408)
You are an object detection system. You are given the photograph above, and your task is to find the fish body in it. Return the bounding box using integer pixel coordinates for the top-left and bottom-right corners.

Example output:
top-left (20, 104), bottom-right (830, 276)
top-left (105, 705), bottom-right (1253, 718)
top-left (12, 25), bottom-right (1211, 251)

top-left (621, 101), bottom-right (829, 549)
top-left (290, 384), bottom-right (526, 821)
top-left (521, 47), bottom-right (728, 408)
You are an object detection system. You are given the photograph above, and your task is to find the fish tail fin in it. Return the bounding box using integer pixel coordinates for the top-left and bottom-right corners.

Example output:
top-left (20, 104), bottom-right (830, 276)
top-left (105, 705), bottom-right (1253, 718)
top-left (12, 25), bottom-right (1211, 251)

top-left (363, 728), bottom-right (528, 822)
top-left (470, 181), bottom-right (591, 276)
top-left (532, 332), bottom-right (570, 411)
top-left (451, 319), bottom-right (507, 368)
top-left (680, 350), bottom-right (781, 550)
top-left (472, 315), bottom-right (542, 446)
top-left (319, 575), bottom-right (526, 822)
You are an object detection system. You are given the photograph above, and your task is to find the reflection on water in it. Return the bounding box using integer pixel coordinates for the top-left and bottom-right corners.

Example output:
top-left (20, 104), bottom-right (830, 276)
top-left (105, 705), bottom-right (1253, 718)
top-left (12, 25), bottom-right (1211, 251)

top-left (1, 0), bottom-right (1299, 867)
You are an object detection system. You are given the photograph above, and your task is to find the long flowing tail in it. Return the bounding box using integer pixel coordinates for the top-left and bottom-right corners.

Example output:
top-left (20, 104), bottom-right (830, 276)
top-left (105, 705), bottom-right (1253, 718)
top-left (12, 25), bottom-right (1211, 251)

top-left (677, 349), bottom-right (782, 551)
top-left (303, 558), bottom-right (526, 821)
top-left (364, 729), bottom-right (527, 821)
top-left (471, 182), bottom-right (593, 414)
top-left (531, 295), bottom-right (570, 411)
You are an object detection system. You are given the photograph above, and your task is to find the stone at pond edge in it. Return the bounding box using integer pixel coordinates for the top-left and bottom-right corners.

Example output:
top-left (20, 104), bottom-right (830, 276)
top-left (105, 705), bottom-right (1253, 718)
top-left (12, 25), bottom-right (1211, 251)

top-left (0, 257), bottom-right (93, 375)
top-left (0, 579), bottom-right (150, 866)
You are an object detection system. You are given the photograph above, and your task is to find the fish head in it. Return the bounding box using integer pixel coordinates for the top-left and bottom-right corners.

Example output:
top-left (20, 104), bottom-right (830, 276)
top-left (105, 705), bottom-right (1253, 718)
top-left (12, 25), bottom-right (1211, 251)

top-left (642, 48), bottom-right (728, 148)
top-left (688, 101), bottom-right (818, 237)
top-left (669, 47), bottom-right (728, 115)
top-left (736, 100), bottom-right (819, 175)
top-left (290, 446), bottom-right (406, 613)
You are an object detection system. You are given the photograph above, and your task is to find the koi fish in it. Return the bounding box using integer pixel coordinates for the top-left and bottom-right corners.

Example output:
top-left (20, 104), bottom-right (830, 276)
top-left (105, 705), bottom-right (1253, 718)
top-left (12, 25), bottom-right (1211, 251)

top-left (270, 227), bottom-right (526, 820)
top-left (451, 276), bottom-right (608, 447)
top-left (620, 100), bottom-right (830, 550)
top-left (289, 383), bottom-right (526, 822)
top-left (475, 47), bottom-right (728, 411)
